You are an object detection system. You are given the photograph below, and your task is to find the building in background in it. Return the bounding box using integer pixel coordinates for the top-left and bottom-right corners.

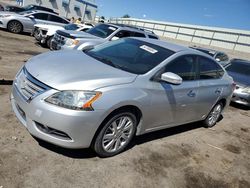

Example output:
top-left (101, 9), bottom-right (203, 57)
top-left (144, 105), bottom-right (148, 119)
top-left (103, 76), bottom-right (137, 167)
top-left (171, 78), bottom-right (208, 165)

top-left (22, 0), bottom-right (97, 22)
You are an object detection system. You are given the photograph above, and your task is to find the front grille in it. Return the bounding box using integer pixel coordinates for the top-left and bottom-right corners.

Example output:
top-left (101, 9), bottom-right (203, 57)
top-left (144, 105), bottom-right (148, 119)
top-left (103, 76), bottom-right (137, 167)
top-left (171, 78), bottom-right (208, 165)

top-left (15, 68), bottom-right (49, 102)
top-left (54, 33), bottom-right (65, 45)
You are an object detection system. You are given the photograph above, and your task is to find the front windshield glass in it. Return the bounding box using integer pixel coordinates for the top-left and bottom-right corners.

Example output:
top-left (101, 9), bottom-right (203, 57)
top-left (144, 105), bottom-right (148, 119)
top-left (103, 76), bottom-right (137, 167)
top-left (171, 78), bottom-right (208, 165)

top-left (84, 38), bottom-right (175, 74)
top-left (23, 5), bottom-right (33, 11)
top-left (18, 10), bottom-right (33, 15)
top-left (64, 24), bottom-right (79, 30)
top-left (86, 24), bottom-right (117, 38)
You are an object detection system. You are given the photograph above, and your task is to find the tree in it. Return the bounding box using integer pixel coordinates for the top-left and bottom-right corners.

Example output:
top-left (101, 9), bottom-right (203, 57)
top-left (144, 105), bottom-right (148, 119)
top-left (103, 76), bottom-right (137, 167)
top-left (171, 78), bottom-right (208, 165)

top-left (122, 14), bottom-right (130, 18)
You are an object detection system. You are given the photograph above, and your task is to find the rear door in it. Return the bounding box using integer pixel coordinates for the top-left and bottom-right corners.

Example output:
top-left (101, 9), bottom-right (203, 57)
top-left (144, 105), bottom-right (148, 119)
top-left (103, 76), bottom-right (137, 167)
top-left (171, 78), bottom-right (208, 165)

top-left (196, 56), bottom-right (225, 118)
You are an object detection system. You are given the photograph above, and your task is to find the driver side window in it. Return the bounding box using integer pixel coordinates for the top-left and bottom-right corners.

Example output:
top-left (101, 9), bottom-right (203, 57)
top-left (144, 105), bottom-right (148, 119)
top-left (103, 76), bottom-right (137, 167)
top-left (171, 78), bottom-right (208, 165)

top-left (163, 55), bottom-right (197, 81)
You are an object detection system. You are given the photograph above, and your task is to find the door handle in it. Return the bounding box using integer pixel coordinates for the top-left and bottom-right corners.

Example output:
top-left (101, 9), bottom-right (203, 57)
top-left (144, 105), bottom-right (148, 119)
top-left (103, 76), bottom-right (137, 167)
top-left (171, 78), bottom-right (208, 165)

top-left (187, 90), bottom-right (196, 97)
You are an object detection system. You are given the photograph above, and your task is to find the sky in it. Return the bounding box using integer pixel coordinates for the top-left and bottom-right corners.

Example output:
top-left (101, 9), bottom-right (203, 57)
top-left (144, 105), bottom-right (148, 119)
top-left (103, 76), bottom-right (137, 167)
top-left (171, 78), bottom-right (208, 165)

top-left (95, 0), bottom-right (250, 30)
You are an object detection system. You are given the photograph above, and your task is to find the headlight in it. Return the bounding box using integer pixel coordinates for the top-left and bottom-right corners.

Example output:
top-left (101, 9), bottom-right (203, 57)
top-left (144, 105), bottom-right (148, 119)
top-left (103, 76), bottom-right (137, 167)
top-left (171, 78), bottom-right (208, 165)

top-left (65, 39), bottom-right (79, 46)
top-left (0, 15), bottom-right (11, 18)
top-left (45, 91), bottom-right (102, 111)
top-left (242, 87), bottom-right (250, 94)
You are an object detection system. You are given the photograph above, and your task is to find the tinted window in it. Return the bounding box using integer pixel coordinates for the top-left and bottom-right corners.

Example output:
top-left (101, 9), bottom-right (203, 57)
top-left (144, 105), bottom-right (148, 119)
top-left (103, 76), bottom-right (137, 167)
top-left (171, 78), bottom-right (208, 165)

top-left (48, 15), bottom-right (68, 23)
top-left (85, 38), bottom-right (174, 74)
top-left (164, 56), bottom-right (197, 81)
top-left (226, 61), bottom-right (250, 76)
top-left (148, 35), bottom-right (158, 39)
top-left (114, 30), bottom-right (133, 38)
top-left (199, 56), bottom-right (224, 79)
top-left (133, 32), bottom-right (146, 38)
top-left (33, 13), bottom-right (48, 20)
top-left (195, 48), bottom-right (215, 57)
top-left (86, 24), bottom-right (117, 38)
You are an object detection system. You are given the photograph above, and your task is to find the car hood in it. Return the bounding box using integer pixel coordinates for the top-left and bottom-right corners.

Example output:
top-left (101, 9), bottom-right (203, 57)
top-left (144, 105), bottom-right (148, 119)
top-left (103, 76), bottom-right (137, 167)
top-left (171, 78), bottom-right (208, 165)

top-left (0, 11), bottom-right (18, 15)
top-left (34, 24), bottom-right (64, 30)
top-left (57, 30), bottom-right (100, 39)
top-left (25, 50), bottom-right (137, 91)
top-left (227, 71), bottom-right (250, 87)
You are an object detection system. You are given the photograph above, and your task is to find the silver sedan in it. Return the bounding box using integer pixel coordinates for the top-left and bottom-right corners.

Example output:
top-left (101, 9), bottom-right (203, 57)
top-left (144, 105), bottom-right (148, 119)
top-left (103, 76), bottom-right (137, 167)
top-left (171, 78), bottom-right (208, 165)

top-left (11, 38), bottom-right (234, 157)
top-left (0, 10), bottom-right (69, 33)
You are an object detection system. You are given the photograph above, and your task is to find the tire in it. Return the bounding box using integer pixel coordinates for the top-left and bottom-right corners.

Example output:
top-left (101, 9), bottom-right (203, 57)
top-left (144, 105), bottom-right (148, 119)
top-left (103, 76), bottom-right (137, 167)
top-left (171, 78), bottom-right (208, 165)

top-left (7, 20), bottom-right (23, 34)
top-left (203, 102), bottom-right (223, 128)
top-left (46, 36), bottom-right (53, 48)
top-left (93, 111), bottom-right (137, 157)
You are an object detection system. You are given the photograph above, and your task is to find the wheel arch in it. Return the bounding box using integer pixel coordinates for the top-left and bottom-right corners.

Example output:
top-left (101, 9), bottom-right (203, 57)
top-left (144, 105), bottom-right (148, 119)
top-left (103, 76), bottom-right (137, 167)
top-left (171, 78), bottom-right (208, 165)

top-left (91, 105), bottom-right (143, 146)
top-left (7, 19), bottom-right (23, 33)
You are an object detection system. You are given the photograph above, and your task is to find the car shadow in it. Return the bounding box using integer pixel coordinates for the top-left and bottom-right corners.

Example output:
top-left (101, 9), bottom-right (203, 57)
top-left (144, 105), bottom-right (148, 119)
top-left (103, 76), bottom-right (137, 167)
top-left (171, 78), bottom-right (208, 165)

top-left (230, 102), bottom-right (250, 110)
top-left (34, 120), bottom-right (210, 159)
top-left (0, 28), bottom-right (32, 36)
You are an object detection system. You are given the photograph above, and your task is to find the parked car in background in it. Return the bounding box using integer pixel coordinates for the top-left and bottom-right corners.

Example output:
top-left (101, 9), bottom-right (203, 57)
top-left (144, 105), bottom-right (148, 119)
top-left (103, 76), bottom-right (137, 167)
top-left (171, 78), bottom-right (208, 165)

top-left (3, 4), bottom-right (57, 14)
top-left (191, 46), bottom-right (229, 66)
top-left (11, 38), bottom-right (234, 157)
top-left (0, 4), bottom-right (5, 11)
top-left (32, 23), bottom-right (94, 47)
top-left (0, 10), bottom-right (69, 33)
top-left (225, 59), bottom-right (250, 107)
top-left (51, 23), bottom-right (159, 51)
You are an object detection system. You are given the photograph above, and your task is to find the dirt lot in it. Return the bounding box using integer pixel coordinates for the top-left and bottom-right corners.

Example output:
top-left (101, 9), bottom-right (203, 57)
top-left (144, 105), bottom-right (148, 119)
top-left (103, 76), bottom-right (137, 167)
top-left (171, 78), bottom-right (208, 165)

top-left (0, 29), bottom-right (250, 188)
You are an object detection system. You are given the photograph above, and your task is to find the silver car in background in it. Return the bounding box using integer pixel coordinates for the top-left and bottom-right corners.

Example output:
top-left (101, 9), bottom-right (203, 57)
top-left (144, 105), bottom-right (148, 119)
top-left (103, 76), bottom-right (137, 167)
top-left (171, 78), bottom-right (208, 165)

top-left (51, 23), bottom-right (159, 51)
top-left (11, 38), bottom-right (234, 157)
top-left (0, 10), bottom-right (69, 33)
top-left (225, 59), bottom-right (250, 106)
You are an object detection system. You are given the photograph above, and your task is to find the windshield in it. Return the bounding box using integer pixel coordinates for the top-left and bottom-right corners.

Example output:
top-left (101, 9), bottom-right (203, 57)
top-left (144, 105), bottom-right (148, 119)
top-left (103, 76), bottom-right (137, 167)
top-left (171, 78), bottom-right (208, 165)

top-left (18, 10), bottom-right (33, 15)
top-left (84, 38), bottom-right (175, 74)
top-left (23, 5), bottom-right (34, 11)
top-left (86, 24), bottom-right (117, 38)
top-left (226, 61), bottom-right (250, 76)
top-left (64, 24), bottom-right (79, 30)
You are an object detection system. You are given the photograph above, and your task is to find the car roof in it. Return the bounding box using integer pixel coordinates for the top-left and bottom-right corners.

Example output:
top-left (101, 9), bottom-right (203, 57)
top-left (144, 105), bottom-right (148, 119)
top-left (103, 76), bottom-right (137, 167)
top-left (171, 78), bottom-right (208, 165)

top-left (191, 46), bottom-right (224, 54)
top-left (26, 10), bottom-right (60, 16)
top-left (104, 23), bottom-right (158, 36)
top-left (132, 37), bottom-right (193, 52)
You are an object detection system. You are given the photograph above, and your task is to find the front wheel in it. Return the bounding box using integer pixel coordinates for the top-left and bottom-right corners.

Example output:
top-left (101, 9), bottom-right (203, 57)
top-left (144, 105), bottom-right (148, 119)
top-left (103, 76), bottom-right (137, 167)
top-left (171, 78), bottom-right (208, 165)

top-left (203, 102), bottom-right (223, 128)
top-left (7, 20), bottom-right (23, 33)
top-left (93, 112), bottom-right (137, 157)
top-left (46, 36), bottom-right (53, 48)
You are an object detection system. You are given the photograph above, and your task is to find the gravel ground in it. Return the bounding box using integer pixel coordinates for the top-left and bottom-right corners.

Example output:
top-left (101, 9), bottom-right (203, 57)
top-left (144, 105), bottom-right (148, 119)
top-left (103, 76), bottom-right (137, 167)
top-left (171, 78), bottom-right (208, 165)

top-left (0, 28), bottom-right (250, 188)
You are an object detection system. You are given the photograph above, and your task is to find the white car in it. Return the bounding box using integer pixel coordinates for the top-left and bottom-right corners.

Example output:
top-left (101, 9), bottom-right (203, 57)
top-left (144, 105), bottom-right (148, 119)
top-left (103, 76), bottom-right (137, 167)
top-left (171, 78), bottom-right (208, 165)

top-left (32, 23), bottom-right (94, 47)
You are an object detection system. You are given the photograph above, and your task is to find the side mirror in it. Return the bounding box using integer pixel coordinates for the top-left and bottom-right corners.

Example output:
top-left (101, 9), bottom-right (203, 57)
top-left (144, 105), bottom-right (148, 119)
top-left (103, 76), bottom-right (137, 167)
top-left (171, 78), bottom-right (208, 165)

top-left (111, 36), bottom-right (119, 41)
top-left (161, 72), bottom-right (182, 85)
top-left (28, 15), bottom-right (35, 19)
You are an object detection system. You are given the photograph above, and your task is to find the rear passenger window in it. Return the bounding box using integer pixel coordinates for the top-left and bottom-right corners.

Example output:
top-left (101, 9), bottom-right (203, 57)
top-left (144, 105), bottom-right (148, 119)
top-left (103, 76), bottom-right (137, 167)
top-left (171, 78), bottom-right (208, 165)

top-left (164, 56), bottom-right (197, 81)
top-left (33, 13), bottom-right (48, 20)
top-left (198, 57), bottom-right (224, 79)
top-left (49, 15), bottom-right (68, 24)
top-left (133, 32), bottom-right (146, 38)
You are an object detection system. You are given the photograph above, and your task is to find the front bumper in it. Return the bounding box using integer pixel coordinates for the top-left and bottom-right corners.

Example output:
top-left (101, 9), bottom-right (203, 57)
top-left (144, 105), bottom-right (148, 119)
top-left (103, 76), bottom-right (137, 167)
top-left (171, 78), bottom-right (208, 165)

top-left (0, 18), bottom-right (7, 28)
top-left (11, 84), bottom-right (106, 149)
top-left (231, 89), bottom-right (250, 107)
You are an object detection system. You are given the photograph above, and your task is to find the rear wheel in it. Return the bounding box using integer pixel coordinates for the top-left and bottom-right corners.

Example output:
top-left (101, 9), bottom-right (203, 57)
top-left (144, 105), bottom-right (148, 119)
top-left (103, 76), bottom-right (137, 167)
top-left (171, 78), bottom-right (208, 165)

top-left (7, 20), bottom-right (23, 33)
top-left (203, 102), bottom-right (223, 128)
top-left (93, 112), bottom-right (137, 157)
